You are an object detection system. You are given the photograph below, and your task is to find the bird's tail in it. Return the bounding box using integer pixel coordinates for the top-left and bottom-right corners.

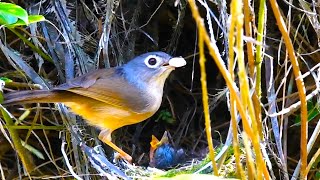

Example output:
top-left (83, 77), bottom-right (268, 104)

top-left (2, 90), bottom-right (66, 105)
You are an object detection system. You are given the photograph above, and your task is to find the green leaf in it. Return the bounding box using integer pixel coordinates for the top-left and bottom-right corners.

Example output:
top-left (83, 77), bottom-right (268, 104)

top-left (8, 15), bottom-right (45, 27)
top-left (0, 11), bottom-right (18, 25)
top-left (0, 2), bottom-right (28, 25)
top-left (28, 15), bottom-right (45, 24)
top-left (0, 77), bottom-right (13, 83)
top-left (155, 110), bottom-right (175, 124)
top-left (315, 171), bottom-right (320, 180)
top-left (293, 101), bottom-right (320, 126)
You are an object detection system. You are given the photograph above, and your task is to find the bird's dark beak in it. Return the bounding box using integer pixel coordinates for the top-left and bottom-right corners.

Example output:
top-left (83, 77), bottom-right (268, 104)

top-left (163, 57), bottom-right (186, 68)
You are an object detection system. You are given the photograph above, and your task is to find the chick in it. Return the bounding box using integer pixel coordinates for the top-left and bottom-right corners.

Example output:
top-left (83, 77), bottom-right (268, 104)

top-left (149, 131), bottom-right (185, 169)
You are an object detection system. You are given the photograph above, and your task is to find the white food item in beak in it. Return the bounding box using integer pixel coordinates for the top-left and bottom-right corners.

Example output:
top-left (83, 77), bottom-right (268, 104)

top-left (168, 57), bottom-right (186, 67)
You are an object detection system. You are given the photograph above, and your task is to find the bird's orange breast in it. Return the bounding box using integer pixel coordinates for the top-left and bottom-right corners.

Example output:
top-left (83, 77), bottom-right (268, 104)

top-left (64, 98), bottom-right (157, 131)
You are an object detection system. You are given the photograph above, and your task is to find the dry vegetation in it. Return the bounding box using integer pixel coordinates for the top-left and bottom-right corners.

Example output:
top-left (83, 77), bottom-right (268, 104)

top-left (0, 0), bottom-right (320, 179)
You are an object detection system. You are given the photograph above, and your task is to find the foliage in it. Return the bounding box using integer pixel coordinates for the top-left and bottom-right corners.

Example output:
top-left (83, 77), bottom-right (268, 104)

top-left (0, 2), bottom-right (44, 27)
top-left (294, 101), bottom-right (320, 126)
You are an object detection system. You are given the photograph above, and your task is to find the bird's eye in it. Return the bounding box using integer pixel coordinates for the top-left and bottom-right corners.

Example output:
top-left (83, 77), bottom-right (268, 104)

top-left (144, 55), bottom-right (160, 68)
top-left (148, 58), bottom-right (157, 66)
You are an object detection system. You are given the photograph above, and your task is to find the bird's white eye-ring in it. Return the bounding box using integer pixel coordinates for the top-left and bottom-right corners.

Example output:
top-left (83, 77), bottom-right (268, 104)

top-left (145, 55), bottom-right (160, 68)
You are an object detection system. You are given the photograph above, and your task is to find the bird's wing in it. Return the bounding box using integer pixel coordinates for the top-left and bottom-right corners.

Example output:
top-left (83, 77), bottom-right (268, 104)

top-left (56, 69), bottom-right (113, 90)
top-left (54, 68), bottom-right (149, 113)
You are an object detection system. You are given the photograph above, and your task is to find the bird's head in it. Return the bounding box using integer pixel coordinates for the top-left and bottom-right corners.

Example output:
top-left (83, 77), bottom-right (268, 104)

top-left (121, 52), bottom-right (186, 89)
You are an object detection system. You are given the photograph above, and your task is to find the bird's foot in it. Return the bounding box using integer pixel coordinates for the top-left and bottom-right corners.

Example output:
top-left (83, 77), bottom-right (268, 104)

top-left (99, 129), bottom-right (133, 163)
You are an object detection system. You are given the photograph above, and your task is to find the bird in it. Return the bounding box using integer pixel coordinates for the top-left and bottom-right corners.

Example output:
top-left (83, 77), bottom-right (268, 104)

top-left (3, 51), bottom-right (186, 163)
top-left (149, 131), bottom-right (185, 169)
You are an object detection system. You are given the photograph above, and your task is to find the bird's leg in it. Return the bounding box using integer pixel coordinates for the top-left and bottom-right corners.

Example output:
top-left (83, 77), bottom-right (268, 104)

top-left (98, 129), bottom-right (132, 163)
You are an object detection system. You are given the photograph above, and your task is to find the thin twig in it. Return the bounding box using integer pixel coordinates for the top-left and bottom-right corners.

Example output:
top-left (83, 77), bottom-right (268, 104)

top-left (61, 141), bottom-right (82, 180)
